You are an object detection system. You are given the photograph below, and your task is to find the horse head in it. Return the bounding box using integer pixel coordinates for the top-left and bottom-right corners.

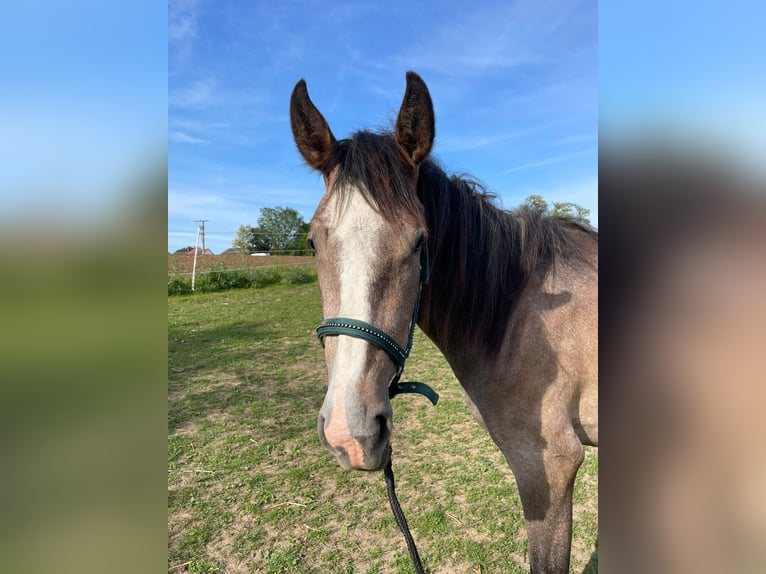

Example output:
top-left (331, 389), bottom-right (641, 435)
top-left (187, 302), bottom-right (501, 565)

top-left (290, 72), bottom-right (434, 470)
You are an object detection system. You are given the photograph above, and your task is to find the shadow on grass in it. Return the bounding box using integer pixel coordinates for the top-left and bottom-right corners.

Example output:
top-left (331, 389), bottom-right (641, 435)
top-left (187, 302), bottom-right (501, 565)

top-left (168, 314), bottom-right (326, 434)
top-left (582, 544), bottom-right (598, 573)
top-left (169, 318), bottom-right (271, 368)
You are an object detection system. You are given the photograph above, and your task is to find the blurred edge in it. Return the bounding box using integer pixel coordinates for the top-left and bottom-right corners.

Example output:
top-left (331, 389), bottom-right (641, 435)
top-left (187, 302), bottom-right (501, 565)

top-left (600, 1), bottom-right (766, 573)
top-left (0, 2), bottom-right (167, 574)
top-left (599, 142), bottom-right (766, 574)
top-left (0, 167), bottom-right (169, 574)
top-left (0, 169), bottom-right (169, 574)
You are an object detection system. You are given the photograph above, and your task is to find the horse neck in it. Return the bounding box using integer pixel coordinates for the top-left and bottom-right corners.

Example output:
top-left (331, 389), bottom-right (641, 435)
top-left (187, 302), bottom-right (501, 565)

top-left (415, 160), bottom-right (519, 361)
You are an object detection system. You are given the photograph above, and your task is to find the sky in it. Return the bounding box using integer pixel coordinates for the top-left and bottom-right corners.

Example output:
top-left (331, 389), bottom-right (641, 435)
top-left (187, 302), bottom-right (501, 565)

top-left (599, 1), bottom-right (766, 172)
top-left (0, 1), bottom-right (761, 255)
top-left (1, 2), bottom-right (166, 227)
top-left (168, 0), bottom-right (597, 254)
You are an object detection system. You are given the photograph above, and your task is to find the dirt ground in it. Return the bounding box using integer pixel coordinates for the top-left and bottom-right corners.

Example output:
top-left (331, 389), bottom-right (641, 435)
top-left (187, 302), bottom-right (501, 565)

top-left (168, 254), bottom-right (313, 275)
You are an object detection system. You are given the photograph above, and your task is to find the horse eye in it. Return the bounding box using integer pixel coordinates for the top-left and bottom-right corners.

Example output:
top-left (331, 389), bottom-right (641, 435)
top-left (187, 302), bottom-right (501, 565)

top-left (307, 236), bottom-right (317, 255)
top-left (413, 234), bottom-right (425, 253)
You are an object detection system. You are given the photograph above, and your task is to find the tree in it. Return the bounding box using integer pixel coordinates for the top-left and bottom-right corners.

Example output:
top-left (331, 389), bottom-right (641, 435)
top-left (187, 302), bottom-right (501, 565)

top-left (525, 194), bottom-right (549, 213)
top-left (232, 225), bottom-right (272, 254)
top-left (524, 195), bottom-right (591, 225)
top-left (284, 221), bottom-right (312, 256)
top-left (550, 202), bottom-right (591, 222)
top-left (257, 207), bottom-right (307, 254)
top-left (231, 207), bottom-right (311, 255)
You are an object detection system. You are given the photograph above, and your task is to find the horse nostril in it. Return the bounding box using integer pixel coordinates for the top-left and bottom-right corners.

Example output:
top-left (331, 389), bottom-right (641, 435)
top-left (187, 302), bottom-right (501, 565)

top-left (317, 415), bottom-right (330, 447)
top-left (375, 414), bottom-right (390, 443)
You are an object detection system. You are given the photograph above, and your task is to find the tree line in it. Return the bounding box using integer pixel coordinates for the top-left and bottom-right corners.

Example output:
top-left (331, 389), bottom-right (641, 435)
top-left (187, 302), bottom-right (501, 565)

top-left (228, 197), bottom-right (590, 255)
top-left (523, 195), bottom-right (591, 222)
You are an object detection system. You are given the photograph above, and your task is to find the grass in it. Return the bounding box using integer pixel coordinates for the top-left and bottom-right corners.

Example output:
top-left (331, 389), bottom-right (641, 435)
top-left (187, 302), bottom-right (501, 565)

top-left (168, 263), bottom-right (317, 295)
top-left (168, 284), bottom-right (598, 573)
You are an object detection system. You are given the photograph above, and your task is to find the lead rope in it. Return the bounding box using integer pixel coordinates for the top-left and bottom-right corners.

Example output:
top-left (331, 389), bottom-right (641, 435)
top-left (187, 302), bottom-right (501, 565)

top-left (387, 248), bottom-right (429, 572)
top-left (384, 453), bottom-right (426, 574)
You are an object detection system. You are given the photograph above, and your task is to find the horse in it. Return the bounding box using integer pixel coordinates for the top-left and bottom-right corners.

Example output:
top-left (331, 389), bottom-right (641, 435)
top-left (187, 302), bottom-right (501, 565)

top-left (290, 71), bottom-right (598, 574)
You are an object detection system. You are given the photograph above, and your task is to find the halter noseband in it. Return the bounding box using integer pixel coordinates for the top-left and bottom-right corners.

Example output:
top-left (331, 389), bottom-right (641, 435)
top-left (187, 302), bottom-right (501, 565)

top-left (315, 245), bottom-right (438, 406)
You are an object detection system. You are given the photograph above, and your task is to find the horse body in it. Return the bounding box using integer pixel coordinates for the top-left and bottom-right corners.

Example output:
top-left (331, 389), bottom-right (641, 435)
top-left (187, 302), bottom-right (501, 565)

top-left (446, 249), bottom-right (598, 573)
top-left (291, 71), bottom-right (597, 574)
top-left (415, 156), bottom-right (598, 573)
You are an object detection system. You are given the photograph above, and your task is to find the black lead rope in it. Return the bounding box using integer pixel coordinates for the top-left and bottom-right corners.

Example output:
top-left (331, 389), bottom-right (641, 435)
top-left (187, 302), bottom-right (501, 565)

top-left (384, 454), bottom-right (426, 574)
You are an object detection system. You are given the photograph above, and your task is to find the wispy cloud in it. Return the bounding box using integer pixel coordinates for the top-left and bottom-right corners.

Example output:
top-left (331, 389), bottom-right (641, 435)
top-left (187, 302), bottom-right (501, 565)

top-left (169, 0), bottom-right (201, 71)
top-left (169, 131), bottom-right (209, 144)
top-left (503, 148), bottom-right (595, 173)
top-left (392, 0), bottom-right (581, 78)
top-left (168, 186), bottom-right (261, 245)
top-left (169, 181), bottom-right (319, 233)
top-left (168, 186), bottom-right (221, 217)
top-left (437, 124), bottom-right (549, 153)
top-left (171, 118), bottom-right (230, 131)
top-left (169, 78), bottom-right (216, 109)
top-left (169, 0), bottom-right (200, 43)
top-left (169, 78), bottom-right (269, 113)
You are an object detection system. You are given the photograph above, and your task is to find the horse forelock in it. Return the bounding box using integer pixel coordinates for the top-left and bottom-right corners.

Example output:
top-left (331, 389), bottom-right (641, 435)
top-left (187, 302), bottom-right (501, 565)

top-left (327, 131), bottom-right (426, 230)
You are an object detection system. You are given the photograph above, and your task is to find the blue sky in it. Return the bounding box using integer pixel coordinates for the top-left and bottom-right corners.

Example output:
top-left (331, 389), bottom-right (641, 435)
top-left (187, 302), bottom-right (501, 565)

top-left (168, 0), bottom-right (597, 253)
top-left (1, 2), bottom-right (166, 226)
top-left (599, 1), bottom-right (766, 169)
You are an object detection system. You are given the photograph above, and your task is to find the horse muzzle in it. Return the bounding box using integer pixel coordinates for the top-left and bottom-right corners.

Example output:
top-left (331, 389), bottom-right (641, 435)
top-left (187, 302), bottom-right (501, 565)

top-left (317, 412), bottom-right (392, 471)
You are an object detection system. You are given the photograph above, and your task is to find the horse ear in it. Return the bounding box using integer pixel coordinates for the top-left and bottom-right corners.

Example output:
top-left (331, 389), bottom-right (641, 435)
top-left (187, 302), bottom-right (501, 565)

top-left (395, 71), bottom-right (435, 166)
top-left (290, 79), bottom-right (337, 174)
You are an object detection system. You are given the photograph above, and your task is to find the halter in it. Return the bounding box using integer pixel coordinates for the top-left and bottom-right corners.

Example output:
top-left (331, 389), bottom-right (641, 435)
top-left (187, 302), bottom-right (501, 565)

top-left (315, 245), bottom-right (439, 406)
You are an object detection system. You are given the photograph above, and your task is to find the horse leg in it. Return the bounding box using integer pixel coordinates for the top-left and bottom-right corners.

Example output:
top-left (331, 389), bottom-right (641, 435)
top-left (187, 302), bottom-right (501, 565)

top-left (503, 426), bottom-right (584, 574)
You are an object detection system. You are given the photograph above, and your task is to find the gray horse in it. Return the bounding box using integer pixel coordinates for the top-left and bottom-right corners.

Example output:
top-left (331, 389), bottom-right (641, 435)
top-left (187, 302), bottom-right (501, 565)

top-left (291, 71), bottom-right (598, 573)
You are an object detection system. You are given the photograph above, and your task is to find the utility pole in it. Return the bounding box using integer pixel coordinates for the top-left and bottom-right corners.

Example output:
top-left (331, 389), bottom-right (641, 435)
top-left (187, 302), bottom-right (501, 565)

top-left (191, 225), bottom-right (201, 292)
top-left (195, 220), bottom-right (208, 253)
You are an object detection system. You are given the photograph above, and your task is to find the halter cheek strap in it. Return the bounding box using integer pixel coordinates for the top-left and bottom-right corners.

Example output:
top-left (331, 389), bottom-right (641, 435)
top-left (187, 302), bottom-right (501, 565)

top-left (315, 246), bottom-right (438, 406)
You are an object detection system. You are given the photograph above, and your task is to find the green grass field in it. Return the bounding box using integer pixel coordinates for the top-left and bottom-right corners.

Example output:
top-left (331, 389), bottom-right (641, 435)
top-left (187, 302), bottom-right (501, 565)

top-left (168, 283), bottom-right (598, 573)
